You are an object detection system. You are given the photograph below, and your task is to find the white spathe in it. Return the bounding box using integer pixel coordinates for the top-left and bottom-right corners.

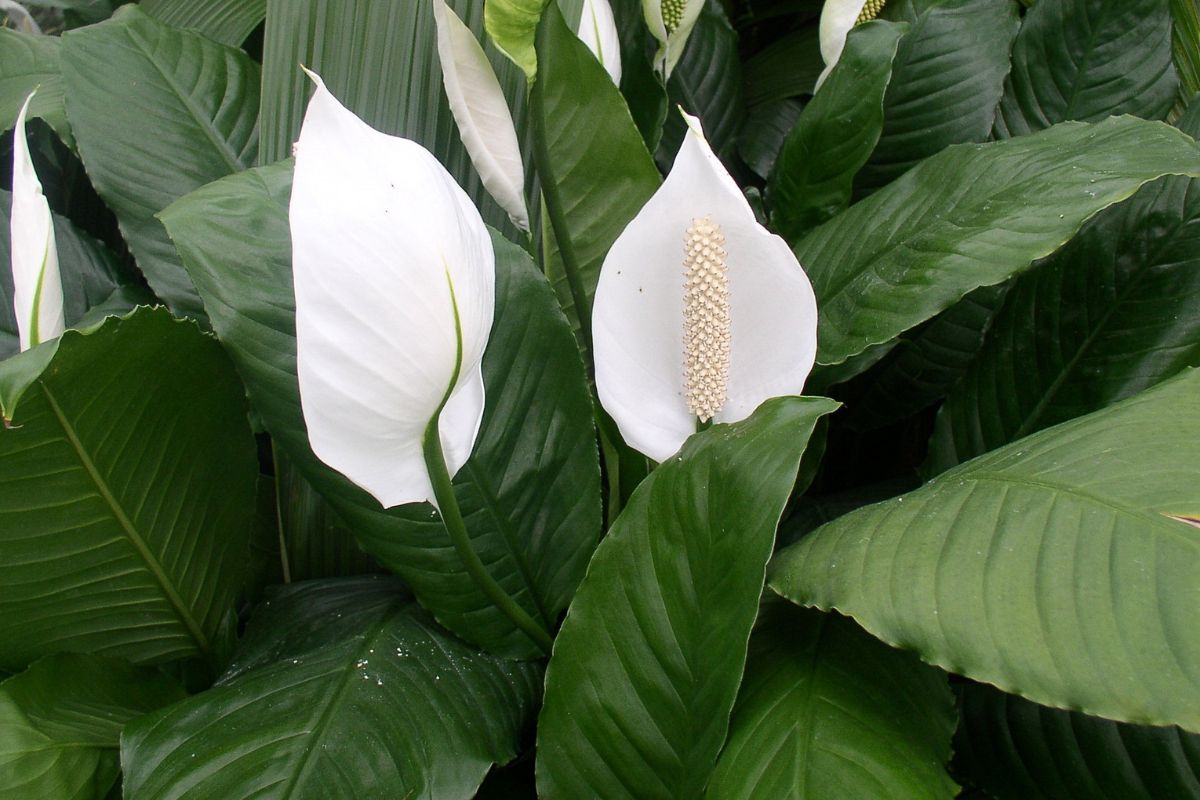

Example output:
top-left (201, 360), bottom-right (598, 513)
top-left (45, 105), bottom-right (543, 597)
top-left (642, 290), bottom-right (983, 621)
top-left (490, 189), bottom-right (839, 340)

top-left (593, 112), bottom-right (818, 462)
top-left (577, 0), bottom-right (622, 86)
top-left (816, 0), bottom-right (870, 91)
top-left (10, 89), bottom-right (64, 352)
top-left (642, 0), bottom-right (705, 78)
top-left (290, 70), bottom-right (495, 508)
top-left (432, 0), bottom-right (530, 231)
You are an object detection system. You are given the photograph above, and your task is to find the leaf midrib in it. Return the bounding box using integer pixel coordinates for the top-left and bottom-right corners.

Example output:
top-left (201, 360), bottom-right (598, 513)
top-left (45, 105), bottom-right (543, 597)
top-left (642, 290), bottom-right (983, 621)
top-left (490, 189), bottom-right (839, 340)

top-left (38, 380), bottom-right (212, 660)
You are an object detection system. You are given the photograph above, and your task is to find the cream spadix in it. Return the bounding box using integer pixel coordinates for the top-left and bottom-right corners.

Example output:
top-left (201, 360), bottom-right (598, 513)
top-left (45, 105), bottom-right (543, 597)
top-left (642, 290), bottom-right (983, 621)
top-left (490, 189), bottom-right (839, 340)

top-left (290, 70), bottom-right (494, 508)
top-left (816, 0), bottom-right (886, 91)
top-left (642, 0), bottom-right (705, 78)
top-left (593, 111), bottom-right (817, 462)
top-left (10, 89), bottom-right (65, 352)
top-left (432, 0), bottom-right (530, 231)
top-left (578, 0), bottom-right (622, 86)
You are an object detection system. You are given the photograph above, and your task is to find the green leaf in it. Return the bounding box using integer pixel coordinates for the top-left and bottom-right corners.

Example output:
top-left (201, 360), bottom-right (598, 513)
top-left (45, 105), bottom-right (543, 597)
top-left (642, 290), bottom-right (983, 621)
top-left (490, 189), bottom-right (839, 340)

top-left (929, 132), bottom-right (1200, 471)
top-left (738, 99), bottom-right (802, 180)
top-left (122, 576), bottom-right (543, 800)
top-left (0, 309), bottom-right (257, 672)
top-left (954, 682), bottom-right (1200, 800)
top-left (531, 0), bottom-right (661, 349)
top-left (797, 116), bottom-right (1200, 367)
top-left (0, 654), bottom-right (185, 800)
top-left (141, 0), bottom-right (267, 46)
top-left (0, 28), bottom-right (71, 147)
top-left (536, 397), bottom-right (837, 799)
top-left (707, 604), bottom-right (958, 800)
top-left (61, 5), bottom-right (260, 321)
top-left (0, 188), bottom-right (142, 360)
top-left (1171, 0), bottom-right (1200, 113)
top-left (485, 0), bottom-right (546, 78)
top-left (259, 0), bottom-right (526, 237)
top-left (742, 27), bottom-right (822, 107)
top-left (160, 162), bottom-right (601, 659)
top-left (994, 0), bottom-right (1177, 138)
top-left (768, 20), bottom-right (906, 243)
top-left (855, 0), bottom-right (1018, 193)
top-left (770, 368), bottom-right (1200, 732)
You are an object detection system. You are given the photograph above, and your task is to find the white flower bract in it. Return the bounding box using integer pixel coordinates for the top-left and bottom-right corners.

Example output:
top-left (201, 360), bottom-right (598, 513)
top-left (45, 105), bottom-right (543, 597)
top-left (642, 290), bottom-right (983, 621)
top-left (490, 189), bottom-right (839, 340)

top-left (577, 0), bottom-right (623, 86)
top-left (642, 0), bottom-right (705, 77)
top-left (290, 70), bottom-right (495, 508)
top-left (593, 112), bottom-right (818, 462)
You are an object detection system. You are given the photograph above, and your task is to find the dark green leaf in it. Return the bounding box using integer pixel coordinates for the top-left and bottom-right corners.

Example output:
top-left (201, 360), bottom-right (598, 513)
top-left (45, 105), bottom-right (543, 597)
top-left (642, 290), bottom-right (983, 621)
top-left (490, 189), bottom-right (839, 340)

top-left (994, 0), bottom-right (1177, 138)
top-left (0, 309), bottom-right (257, 671)
top-left (955, 682), bottom-right (1200, 800)
top-left (738, 98), bottom-right (802, 180)
top-left (61, 5), bottom-right (260, 320)
top-left (160, 162), bottom-right (601, 659)
top-left (0, 28), bottom-right (71, 146)
top-left (707, 603), bottom-right (957, 800)
top-left (797, 116), bottom-right (1200, 367)
top-left (768, 20), bottom-right (906, 242)
top-left (771, 369), bottom-right (1200, 732)
top-left (536, 397), bottom-right (837, 799)
top-left (1171, 0), bottom-right (1200, 113)
top-left (742, 27), bottom-right (822, 107)
top-left (122, 577), bottom-right (543, 800)
top-left (0, 654), bottom-right (185, 800)
top-left (141, 0), bottom-right (267, 46)
top-left (855, 0), bottom-right (1019, 193)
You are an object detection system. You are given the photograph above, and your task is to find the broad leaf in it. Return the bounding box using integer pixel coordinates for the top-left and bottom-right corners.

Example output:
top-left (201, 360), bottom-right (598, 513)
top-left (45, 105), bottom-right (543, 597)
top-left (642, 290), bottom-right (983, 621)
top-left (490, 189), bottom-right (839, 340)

top-left (707, 604), bottom-right (957, 800)
top-left (531, 0), bottom-right (661, 349)
top-left (485, 0), bottom-right (546, 78)
top-left (141, 0), bottom-right (267, 46)
top-left (536, 397), bottom-right (837, 799)
top-left (0, 654), bottom-right (184, 800)
top-left (955, 682), bottom-right (1200, 800)
top-left (1172, 0), bottom-right (1200, 113)
top-left (768, 20), bottom-right (905, 243)
top-left (797, 116), bottom-right (1200, 367)
top-left (929, 134), bottom-right (1200, 470)
top-left (0, 188), bottom-right (144, 360)
top-left (160, 162), bottom-right (601, 659)
top-left (855, 0), bottom-right (1018, 193)
top-left (771, 369), bottom-right (1200, 732)
top-left (60, 5), bottom-right (260, 320)
top-left (994, 0), bottom-right (1177, 138)
top-left (122, 577), bottom-right (543, 800)
top-left (0, 309), bottom-right (257, 671)
top-left (738, 99), bottom-right (802, 180)
top-left (742, 27), bottom-right (822, 107)
top-left (0, 28), bottom-right (71, 146)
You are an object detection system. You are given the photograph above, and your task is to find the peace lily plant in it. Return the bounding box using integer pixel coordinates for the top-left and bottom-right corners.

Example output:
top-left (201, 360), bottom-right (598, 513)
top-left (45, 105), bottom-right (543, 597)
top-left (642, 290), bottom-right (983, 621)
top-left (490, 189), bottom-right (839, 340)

top-left (2, 0), bottom-right (1200, 797)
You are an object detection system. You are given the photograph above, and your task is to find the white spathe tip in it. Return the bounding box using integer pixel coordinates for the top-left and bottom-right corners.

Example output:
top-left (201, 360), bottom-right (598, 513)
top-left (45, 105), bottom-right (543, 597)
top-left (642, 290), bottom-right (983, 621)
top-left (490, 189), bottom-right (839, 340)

top-left (290, 70), bottom-right (495, 508)
top-left (10, 88), bottom-right (64, 352)
top-left (593, 111), bottom-right (818, 462)
top-left (577, 0), bottom-right (623, 86)
top-left (815, 0), bottom-right (870, 91)
top-left (432, 0), bottom-right (530, 231)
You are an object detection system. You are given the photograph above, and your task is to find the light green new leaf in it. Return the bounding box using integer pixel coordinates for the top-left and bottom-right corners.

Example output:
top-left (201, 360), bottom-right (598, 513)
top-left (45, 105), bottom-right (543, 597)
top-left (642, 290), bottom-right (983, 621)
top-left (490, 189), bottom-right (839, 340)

top-left (141, 0), bottom-right (267, 46)
top-left (771, 369), bottom-right (1200, 732)
top-left (707, 604), bottom-right (957, 800)
top-left (122, 577), bottom-right (543, 800)
top-left (768, 20), bottom-right (905, 243)
top-left (995, 0), bottom-right (1177, 138)
top-left (61, 5), bottom-right (260, 321)
top-left (0, 654), bottom-right (184, 800)
top-left (160, 162), bottom-right (600, 660)
top-left (485, 0), bottom-right (546, 77)
top-left (536, 397), bottom-right (836, 799)
top-left (797, 116), bottom-right (1200, 367)
top-left (0, 309), bottom-right (257, 672)
top-left (0, 29), bottom-right (71, 146)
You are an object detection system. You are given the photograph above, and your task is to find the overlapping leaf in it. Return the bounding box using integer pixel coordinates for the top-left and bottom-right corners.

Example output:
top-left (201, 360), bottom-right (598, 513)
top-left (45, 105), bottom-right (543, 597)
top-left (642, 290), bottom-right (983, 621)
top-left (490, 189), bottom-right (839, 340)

top-left (0, 28), bottom-right (70, 145)
top-left (141, 0), bottom-right (267, 46)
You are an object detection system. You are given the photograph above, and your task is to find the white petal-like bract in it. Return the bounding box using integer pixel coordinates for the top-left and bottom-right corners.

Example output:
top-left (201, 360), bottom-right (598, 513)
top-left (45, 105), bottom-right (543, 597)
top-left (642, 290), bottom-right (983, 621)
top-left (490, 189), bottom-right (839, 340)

top-left (290, 71), bottom-right (495, 508)
top-left (593, 112), bottom-right (817, 462)
top-left (433, 0), bottom-right (530, 231)
top-left (577, 0), bottom-right (623, 86)
top-left (10, 89), bottom-right (64, 352)
top-left (642, 0), bottom-right (705, 77)
top-left (816, 0), bottom-right (870, 91)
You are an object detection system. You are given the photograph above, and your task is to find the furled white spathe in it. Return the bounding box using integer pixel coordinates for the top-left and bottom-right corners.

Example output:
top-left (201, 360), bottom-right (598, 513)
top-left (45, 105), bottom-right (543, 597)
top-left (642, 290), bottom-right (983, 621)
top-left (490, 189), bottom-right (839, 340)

top-left (578, 0), bottom-right (622, 86)
top-left (642, 0), bottom-right (705, 78)
top-left (816, 0), bottom-right (876, 91)
top-left (432, 0), bottom-right (530, 231)
top-left (290, 70), bottom-right (495, 508)
top-left (10, 89), bottom-right (64, 352)
top-left (592, 111), bottom-right (818, 462)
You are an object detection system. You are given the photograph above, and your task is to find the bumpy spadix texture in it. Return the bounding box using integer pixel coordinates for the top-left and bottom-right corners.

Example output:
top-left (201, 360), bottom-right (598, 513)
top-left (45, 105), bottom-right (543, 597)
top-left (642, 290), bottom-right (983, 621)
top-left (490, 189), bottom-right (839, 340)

top-left (577, 0), bottom-right (622, 85)
top-left (593, 112), bottom-right (818, 462)
top-left (10, 90), bottom-right (64, 352)
top-left (432, 0), bottom-right (529, 231)
top-left (816, 0), bottom-right (881, 91)
top-left (642, 0), bottom-right (705, 76)
top-left (290, 71), bottom-right (494, 508)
